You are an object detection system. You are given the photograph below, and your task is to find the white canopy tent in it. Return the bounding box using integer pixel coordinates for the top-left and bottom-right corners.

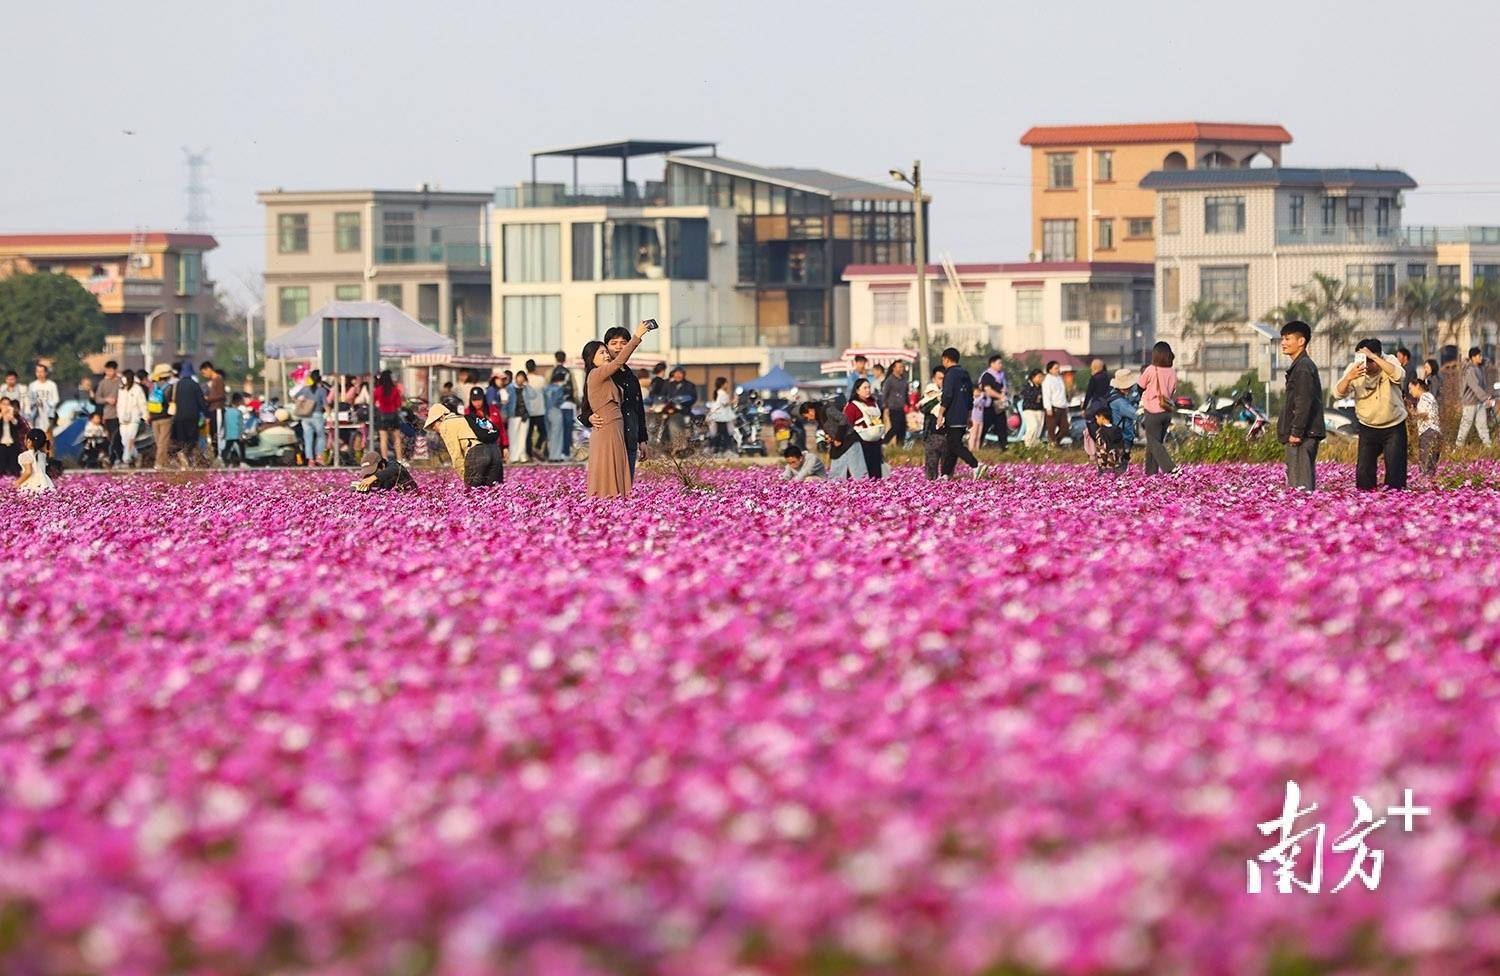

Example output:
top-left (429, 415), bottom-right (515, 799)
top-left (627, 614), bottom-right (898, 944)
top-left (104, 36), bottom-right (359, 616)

top-left (264, 301), bottom-right (455, 359)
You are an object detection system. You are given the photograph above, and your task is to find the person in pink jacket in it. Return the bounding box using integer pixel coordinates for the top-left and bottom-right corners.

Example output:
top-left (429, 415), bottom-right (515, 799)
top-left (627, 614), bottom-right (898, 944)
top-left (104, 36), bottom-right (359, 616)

top-left (1138, 342), bottom-right (1179, 476)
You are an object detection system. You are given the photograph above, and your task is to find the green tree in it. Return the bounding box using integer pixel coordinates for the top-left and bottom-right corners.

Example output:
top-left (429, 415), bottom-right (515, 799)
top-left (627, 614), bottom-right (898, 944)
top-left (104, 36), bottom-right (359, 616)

top-left (0, 272), bottom-right (106, 386)
top-left (1463, 276), bottom-right (1500, 354)
top-left (1180, 298), bottom-right (1238, 397)
top-left (1299, 272), bottom-right (1362, 387)
top-left (1393, 278), bottom-right (1461, 359)
top-left (1262, 298), bottom-right (1314, 333)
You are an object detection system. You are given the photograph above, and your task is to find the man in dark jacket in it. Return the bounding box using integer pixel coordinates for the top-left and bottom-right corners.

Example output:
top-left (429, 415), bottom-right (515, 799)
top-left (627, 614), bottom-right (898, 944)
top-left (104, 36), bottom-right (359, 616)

top-left (1276, 321), bottom-right (1325, 491)
top-left (939, 347), bottom-right (986, 478)
top-left (659, 366), bottom-right (697, 452)
top-left (169, 361), bottom-right (206, 467)
top-left (604, 327), bottom-right (648, 477)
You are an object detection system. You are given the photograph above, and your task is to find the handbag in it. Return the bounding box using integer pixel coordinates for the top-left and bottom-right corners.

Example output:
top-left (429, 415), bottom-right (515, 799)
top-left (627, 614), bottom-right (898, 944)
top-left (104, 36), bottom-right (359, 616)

top-left (294, 394), bottom-right (316, 418)
top-left (857, 423), bottom-right (885, 442)
top-left (1147, 368), bottom-right (1175, 413)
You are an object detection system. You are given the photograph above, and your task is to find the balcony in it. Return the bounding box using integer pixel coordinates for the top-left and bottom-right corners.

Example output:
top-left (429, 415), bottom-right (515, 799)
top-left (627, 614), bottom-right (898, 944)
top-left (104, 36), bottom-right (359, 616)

top-left (373, 243), bottom-right (490, 266)
top-left (1272, 225), bottom-right (1500, 247)
top-left (674, 323), bottom-right (831, 348)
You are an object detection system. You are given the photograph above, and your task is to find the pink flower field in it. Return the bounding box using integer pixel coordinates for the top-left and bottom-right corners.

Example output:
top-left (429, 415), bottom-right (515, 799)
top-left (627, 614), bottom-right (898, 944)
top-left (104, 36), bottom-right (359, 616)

top-left (2, 464), bottom-right (1499, 975)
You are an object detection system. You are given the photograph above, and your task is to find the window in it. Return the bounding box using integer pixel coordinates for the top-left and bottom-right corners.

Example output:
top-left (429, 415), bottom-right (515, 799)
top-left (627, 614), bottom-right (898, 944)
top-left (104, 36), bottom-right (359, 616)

top-left (1200, 266), bottom-right (1249, 318)
top-left (1203, 344), bottom-right (1250, 369)
top-left (1096, 150), bottom-right (1114, 182)
top-left (1321, 196), bottom-right (1338, 230)
top-left (596, 294), bottom-right (660, 351)
top-left (277, 213), bottom-right (308, 253)
top-left (278, 285), bottom-right (309, 326)
top-left (1345, 265), bottom-right (1373, 305)
top-left (175, 251), bottom-right (201, 296)
top-left (335, 284), bottom-right (362, 301)
top-left (872, 290), bottom-right (908, 327)
top-left (1042, 219), bottom-right (1076, 261)
top-left (665, 218), bottom-right (709, 280)
top-left (1376, 197), bottom-right (1392, 233)
top-left (174, 312), bottom-right (200, 353)
top-left (1438, 265), bottom-right (1461, 290)
top-left (1061, 283), bottom-right (1088, 321)
top-left (1127, 217), bottom-right (1153, 239)
top-left (1047, 153), bottom-right (1075, 189)
top-left (502, 295), bottom-right (561, 352)
top-left (1162, 266), bottom-right (1180, 313)
top-left (1097, 218), bottom-right (1114, 251)
top-left (1474, 264), bottom-right (1500, 285)
top-left (1161, 196), bottom-right (1181, 235)
top-left (1374, 264), bottom-right (1396, 308)
top-left (376, 283), bottom-right (402, 308)
top-left (1346, 197), bottom-right (1365, 231)
top-left (1288, 194), bottom-right (1305, 232)
top-left (1407, 263), bottom-right (1427, 282)
top-left (572, 223), bottom-right (599, 280)
top-left (937, 287), bottom-right (984, 324)
top-left (1204, 196), bottom-right (1246, 234)
top-left (381, 211), bottom-right (415, 261)
top-left (503, 223), bottom-right (561, 282)
top-left (1016, 288), bottom-right (1042, 327)
top-left (335, 212), bottom-right (362, 252)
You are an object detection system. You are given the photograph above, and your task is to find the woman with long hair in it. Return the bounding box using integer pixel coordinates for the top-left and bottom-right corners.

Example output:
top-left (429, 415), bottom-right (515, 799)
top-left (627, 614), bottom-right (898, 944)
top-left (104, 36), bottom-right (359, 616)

top-left (582, 320), bottom-right (652, 497)
top-left (707, 376), bottom-right (736, 455)
top-left (843, 377), bottom-right (886, 479)
top-left (117, 371), bottom-right (148, 467)
top-left (15, 428), bottom-right (55, 494)
top-left (372, 369), bottom-right (405, 462)
top-left (1139, 341), bottom-right (1179, 476)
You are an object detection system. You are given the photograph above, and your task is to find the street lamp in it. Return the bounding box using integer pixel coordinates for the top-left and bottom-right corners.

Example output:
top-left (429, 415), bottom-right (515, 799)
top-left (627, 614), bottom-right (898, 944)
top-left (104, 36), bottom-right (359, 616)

top-left (142, 308), bottom-right (166, 371)
top-left (890, 162), bottom-right (930, 383)
top-left (246, 302), bottom-right (263, 392)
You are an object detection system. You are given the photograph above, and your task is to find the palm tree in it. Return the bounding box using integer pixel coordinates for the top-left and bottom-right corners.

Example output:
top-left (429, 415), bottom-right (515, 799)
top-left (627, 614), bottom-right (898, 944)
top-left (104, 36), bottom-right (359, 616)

top-left (1263, 298), bottom-right (1315, 332)
top-left (1299, 272), bottom-right (1363, 388)
top-left (1392, 278), bottom-right (1456, 360)
top-left (1180, 298), bottom-right (1239, 397)
top-left (1463, 276), bottom-right (1500, 355)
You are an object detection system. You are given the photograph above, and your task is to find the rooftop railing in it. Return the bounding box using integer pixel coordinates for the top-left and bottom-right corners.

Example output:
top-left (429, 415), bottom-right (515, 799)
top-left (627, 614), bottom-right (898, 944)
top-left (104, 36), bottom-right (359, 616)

top-left (1276, 225), bottom-right (1500, 247)
top-left (373, 243), bottom-right (490, 266)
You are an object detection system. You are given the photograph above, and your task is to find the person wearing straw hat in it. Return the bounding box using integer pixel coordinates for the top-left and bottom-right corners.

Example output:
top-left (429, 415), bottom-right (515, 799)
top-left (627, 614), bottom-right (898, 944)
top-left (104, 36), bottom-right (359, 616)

top-left (1106, 367), bottom-right (1139, 457)
top-left (147, 363), bottom-right (176, 469)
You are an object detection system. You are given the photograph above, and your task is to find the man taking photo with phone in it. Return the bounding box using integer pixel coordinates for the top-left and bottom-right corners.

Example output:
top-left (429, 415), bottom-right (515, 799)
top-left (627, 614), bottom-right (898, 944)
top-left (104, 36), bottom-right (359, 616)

top-left (1335, 337), bottom-right (1408, 491)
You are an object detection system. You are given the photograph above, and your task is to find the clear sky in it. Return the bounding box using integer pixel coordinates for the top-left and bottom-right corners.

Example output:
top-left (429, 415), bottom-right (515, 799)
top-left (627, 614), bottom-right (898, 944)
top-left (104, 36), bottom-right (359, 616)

top-left (4, 0), bottom-right (1499, 307)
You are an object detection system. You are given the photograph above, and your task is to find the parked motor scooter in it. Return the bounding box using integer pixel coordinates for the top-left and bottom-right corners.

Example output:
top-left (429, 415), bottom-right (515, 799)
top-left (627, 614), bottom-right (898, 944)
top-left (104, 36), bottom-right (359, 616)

top-left (242, 414), bottom-right (304, 467)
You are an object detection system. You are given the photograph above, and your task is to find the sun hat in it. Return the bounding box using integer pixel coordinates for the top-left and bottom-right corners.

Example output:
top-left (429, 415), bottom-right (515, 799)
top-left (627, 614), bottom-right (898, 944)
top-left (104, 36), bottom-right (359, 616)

top-left (150, 363), bottom-right (173, 381)
top-left (1110, 368), bottom-right (1138, 391)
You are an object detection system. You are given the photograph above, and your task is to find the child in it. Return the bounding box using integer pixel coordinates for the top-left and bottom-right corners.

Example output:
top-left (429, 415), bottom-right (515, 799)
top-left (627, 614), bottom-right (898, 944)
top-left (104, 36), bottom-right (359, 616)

top-left (16, 429), bottom-right (56, 493)
top-left (79, 410), bottom-right (109, 469)
top-left (1411, 375), bottom-right (1440, 480)
top-left (1093, 404), bottom-right (1128, 476)
top-left (918, 368), bottom-right (946, 480)
top-left (222, 393), bottom-right (246, 466)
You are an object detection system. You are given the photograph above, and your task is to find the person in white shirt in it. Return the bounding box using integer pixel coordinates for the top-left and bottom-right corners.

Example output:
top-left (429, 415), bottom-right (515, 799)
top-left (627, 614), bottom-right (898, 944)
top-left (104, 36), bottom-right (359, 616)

top-left (116, 371), bottom-right (149, 467)
top-left (25, 364), bottom-right (59, 436)
top-left (15, 429), bottom-right (55, 494)
top-left (1041, 361), bottom-right (1068, 446)
top-left (0, 370), bottom-right (24, 413)
top-left (707, 377), bottom-right (737, 455)
top-left (1410, 375), bottom-right (1441, 480)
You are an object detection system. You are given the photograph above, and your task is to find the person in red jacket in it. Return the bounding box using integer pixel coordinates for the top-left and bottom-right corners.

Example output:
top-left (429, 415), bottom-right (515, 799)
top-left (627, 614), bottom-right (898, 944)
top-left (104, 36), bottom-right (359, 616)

top-left (843, 377), bottom-right (885, 480)
top-left (465, 386), bottom-right (507, 451)
top-left (371, 369), bottom-right (406, 462)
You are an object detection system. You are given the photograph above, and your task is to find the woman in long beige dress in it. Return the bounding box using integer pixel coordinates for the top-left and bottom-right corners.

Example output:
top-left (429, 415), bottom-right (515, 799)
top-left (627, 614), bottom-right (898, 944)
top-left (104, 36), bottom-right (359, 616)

top-left (583, 320), bottom-right (652, 498)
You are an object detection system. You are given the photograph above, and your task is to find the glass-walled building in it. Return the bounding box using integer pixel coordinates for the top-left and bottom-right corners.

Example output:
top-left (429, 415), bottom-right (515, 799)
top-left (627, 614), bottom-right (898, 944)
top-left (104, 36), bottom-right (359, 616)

top-left (491, 139), bottom-right (926, 385)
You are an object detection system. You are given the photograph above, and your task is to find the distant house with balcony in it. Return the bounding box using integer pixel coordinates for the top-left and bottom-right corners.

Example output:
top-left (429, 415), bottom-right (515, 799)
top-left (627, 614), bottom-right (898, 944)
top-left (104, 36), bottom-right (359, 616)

top-left (843, 262), bottom-right (1155, 367)
top-left (0, 232), bottom-right (218, 371)
top-left (491, 139), bottom-right (925, 392)
top-left (257, 188), bottom-right (492, 369)
top-left (1141, 166), bottom-right (1455, 388)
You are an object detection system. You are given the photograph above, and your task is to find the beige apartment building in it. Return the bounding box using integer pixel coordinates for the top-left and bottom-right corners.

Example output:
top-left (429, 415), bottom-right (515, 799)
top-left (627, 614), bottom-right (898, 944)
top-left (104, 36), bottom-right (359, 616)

top-left (1020, 122), bottom-right (1292, 264)
top-left (257, 188), bottom-right (492, 357)
top-left (0, 232), bottom-right (219, 371)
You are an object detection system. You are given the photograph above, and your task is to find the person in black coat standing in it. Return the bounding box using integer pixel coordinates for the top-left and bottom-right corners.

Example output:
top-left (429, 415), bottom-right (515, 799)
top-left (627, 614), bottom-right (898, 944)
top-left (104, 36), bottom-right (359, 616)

top-left (1276, 321), bottom-right (1326, 491)
top-left (604, 326), bottom-right (648, 478)
top-left (938, 347), bottom-right (986, 478)
top-left (169, 361), bottom-right (206, 466)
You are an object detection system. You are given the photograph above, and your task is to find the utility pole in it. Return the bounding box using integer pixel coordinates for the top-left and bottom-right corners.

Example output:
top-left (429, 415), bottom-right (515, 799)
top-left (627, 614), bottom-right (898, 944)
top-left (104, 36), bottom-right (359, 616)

top-left (890, 161), bottom-right (931, 381)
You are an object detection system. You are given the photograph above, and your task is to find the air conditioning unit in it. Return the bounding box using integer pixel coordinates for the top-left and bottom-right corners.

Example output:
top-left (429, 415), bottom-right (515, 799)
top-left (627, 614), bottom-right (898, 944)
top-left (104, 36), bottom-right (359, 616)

top-left (131, 254), bottom-right (152, 269)
top-left (710, 228), bottom-right (726, 246)
top-left (1027, 250), bottom-right (1042, 262)
top-left (1395, 192), bottom-right (1406, 209)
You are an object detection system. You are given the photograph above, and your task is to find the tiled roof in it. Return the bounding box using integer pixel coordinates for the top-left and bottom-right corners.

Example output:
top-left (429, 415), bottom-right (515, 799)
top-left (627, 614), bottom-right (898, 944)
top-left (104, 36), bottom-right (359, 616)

top-left (0, 232), bottom-right (218, 252)
top-left (1020, 122), bottom-right (1292, 147)
top-left (1138, 168), bottom-right (1417, 190)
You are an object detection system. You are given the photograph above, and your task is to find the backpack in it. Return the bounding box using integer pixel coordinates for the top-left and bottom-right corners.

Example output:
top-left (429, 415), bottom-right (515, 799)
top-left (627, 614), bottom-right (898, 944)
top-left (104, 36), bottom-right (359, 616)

top-left (148, 384), bottom-right (167, 415)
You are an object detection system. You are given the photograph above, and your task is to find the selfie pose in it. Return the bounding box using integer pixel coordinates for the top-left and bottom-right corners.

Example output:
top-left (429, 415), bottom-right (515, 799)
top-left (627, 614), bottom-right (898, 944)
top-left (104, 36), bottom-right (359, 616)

top-left (1335, 338), bottom-right (1408, 491)
top-left (583, 319), bottom-right (653, 498)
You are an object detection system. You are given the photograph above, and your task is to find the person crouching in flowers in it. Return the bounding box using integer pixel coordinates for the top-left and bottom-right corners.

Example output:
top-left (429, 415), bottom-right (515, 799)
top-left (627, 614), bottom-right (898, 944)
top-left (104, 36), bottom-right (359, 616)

top-left (918, 368), bottom-right (946, 480)
top-left (423, 394), bottom-right (503, 487)
top-left (843, 377), bottom-right (885, 480)
top-left (582, 319), bottom-right (652, 498)
top-left (15, 429), bottom-right (55, 494)
top-left (1091, 404), bottom-right (1128, 476)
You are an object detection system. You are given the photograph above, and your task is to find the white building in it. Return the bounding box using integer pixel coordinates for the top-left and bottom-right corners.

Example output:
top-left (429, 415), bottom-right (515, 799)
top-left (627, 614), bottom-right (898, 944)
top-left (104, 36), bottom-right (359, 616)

top-left (1143, 167), bottom-right (1434, 388)
top-left (491, 139), bottom-right (923, 393)
top-left (843, 261), bottom-right (1155, 366)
